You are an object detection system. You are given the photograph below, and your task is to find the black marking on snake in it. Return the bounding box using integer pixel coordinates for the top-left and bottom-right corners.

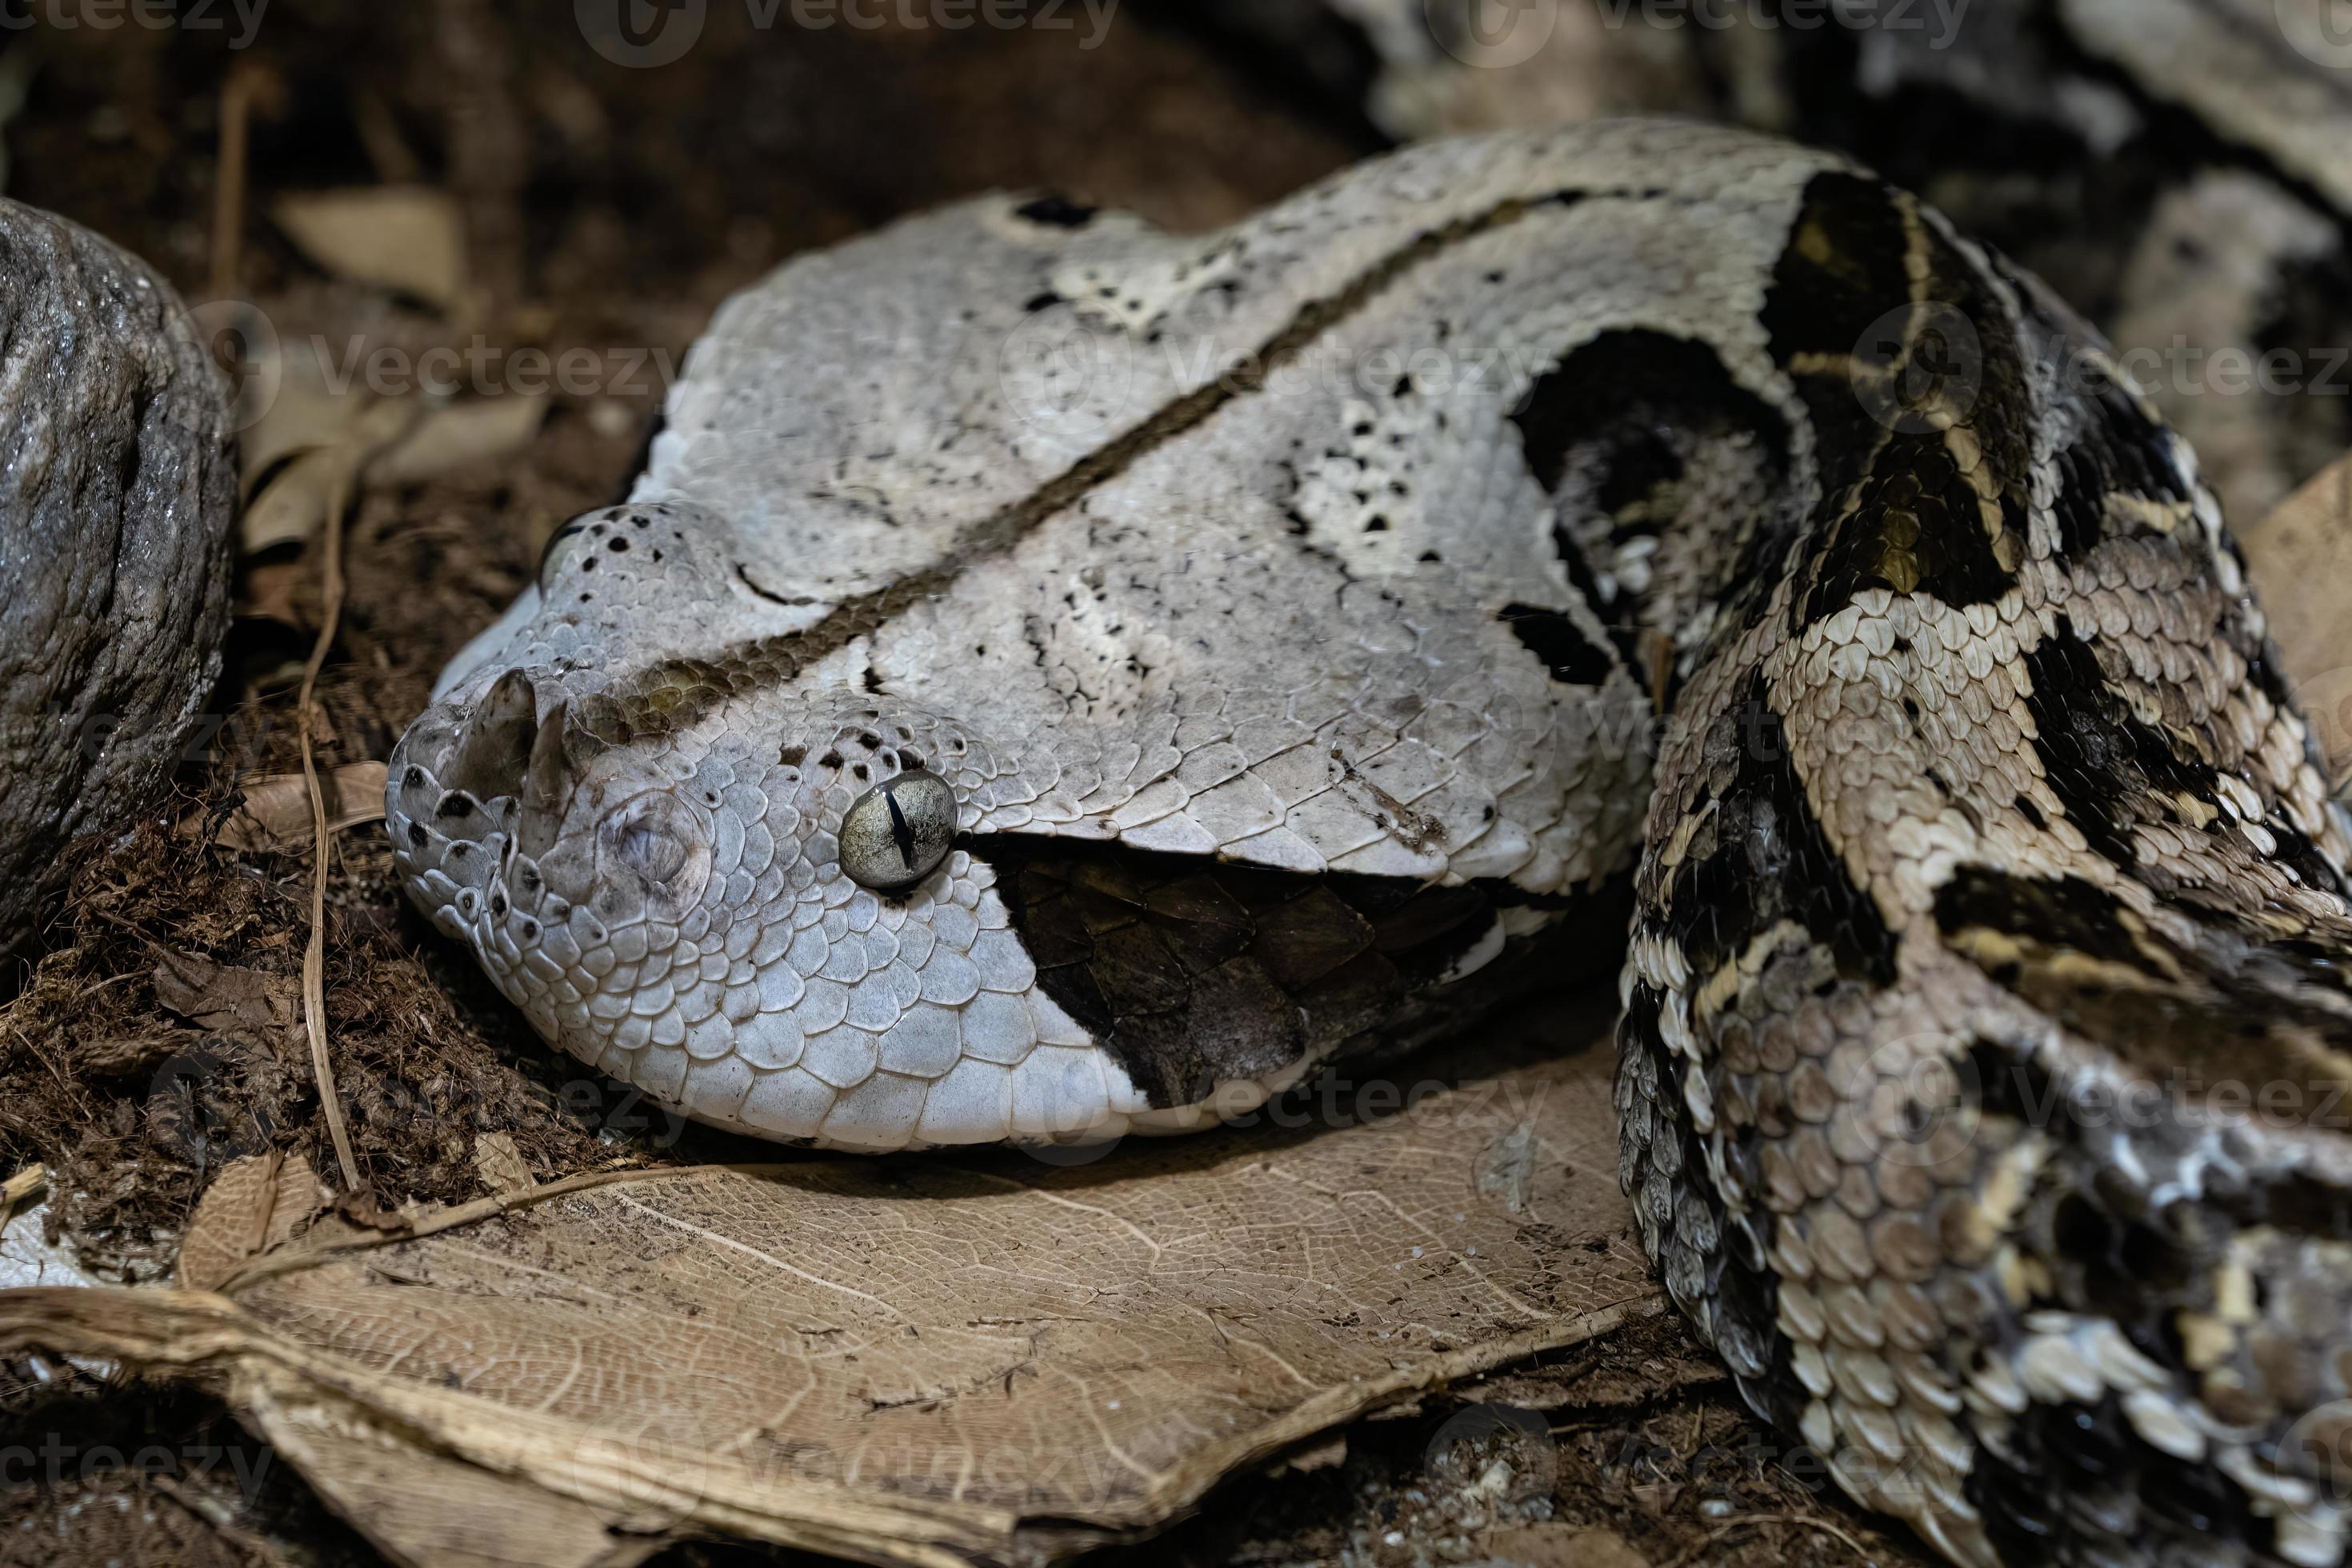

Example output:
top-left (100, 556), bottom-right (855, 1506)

top-left (1661, 675), bottom-right (1898, 989)
top-left (1514, 329), bottom-right (1790, 494)
top-left (2050, 370), bottom-right (2192, 556)
top-left (1759, 174), bottom-right (1914, 543)
top-left (1791, 210), bottom-right (2034, 625)
top-left (1934, 866), bottom-right (2162, 977)
top-left (1797, 427), bottom-right (2014, 622)
top-left (1920, 214), bottom-right (2033, 494)
top-left (1938, 865), bottom-right (2352, 1084)
top-left (1498, 603), bottom-right (1611, 689)
top-left (1969, 1391), bottom-right (2268, 1565)
top-left (1949, 1027), bottom-right (2352, 1564)
top-left (538, 518), bottom-right (593, 590)
top-left (1510, 328), bottom-right (1790, 669)
top-left (2022, 614), bottom-right (2226, 870)
top-left (981, 836), bottom-right (1601, 1108)
top-left (1014, 194), bottom-right (1098, 229)
top-left (1761, 173), bottom-right (1914, 362)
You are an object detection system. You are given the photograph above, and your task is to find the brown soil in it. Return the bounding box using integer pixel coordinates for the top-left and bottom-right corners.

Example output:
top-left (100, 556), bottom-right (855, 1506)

top-left (0, 8), bottom-right (1929, 1567)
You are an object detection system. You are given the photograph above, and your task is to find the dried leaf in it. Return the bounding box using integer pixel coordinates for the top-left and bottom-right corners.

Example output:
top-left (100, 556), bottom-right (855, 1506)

top-left (272, 186), bottom-right (467, 310)
top-left (2243, 450), bottom-right (2352, 787)
top-left (178, 1153), bottom-right (327, 1291)
top-left (239, 444), bottom-right (348, 553)
top-left (0, 1007), bottom-right (1654, 1567)
top-left (238, 398), bottom-right (418, 555)
top-left (240, 391), bottom-right (542, 554)
top-left (366, 394), bottom-right (549, 486)
top-left (152, 949), bottom-right (299, 1034)
top-left (240, 335), bottom-right (374, 494)
top-left (214, 761), bottom-right (389, 852)
top-left (473, 1134), bottom-right (534, 1198)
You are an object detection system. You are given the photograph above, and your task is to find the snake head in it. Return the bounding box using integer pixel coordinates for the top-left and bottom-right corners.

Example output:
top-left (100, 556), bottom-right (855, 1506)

top-left (387, 606), bottom-right (1156, 1154)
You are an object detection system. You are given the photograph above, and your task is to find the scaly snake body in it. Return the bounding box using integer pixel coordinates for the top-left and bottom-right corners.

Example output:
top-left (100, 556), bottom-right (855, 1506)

top-left (388, 122), bottom-right (2352, 1566)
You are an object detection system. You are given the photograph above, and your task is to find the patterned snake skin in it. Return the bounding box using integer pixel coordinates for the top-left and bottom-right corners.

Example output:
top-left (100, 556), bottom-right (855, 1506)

top-left (388, 123), bottom-right (2352, 1566)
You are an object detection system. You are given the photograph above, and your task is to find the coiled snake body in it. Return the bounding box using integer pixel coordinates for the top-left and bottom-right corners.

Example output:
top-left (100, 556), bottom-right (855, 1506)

top-left (389, 122), bottom-right (2352, 1566)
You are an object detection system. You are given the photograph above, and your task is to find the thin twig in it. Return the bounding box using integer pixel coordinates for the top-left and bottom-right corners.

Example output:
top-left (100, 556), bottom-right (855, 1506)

top-left (293, 406), bottom-right (423, 1194)
top-left (209, 66), bottom-right (258, 302)
top-left (298, 454), bottom-right (366, 1193)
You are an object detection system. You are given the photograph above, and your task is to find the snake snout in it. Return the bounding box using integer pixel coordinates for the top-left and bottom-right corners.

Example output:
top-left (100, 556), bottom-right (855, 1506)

top-left (388, 667), bottom-right (598, 953)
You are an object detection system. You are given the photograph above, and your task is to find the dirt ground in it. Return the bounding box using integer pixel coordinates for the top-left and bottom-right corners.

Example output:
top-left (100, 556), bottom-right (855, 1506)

top-left (0, 6), bottom-right (1940, 1566)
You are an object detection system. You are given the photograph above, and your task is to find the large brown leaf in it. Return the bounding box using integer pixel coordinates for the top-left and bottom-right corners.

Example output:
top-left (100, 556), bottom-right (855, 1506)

top-left (0, 998), bottom-right (1651, 1567)
top-left (2243, 450), bottom-right (2352, 787)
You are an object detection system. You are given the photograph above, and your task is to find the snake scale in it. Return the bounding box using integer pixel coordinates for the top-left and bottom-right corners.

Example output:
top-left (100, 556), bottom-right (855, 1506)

top-left (386, 118), bottom-right (2352, 1567)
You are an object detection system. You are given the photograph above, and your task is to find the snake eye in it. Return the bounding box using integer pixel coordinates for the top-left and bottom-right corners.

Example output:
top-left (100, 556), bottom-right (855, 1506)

top-left (838, 769), bottom-right (957, 891)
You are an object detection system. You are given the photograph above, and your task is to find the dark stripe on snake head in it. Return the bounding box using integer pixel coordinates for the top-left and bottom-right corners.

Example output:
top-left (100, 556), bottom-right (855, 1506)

top-left (599, 191), bottom-right (1588, 745)
top-left (1759, 172), bottom-right (1914, 366)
